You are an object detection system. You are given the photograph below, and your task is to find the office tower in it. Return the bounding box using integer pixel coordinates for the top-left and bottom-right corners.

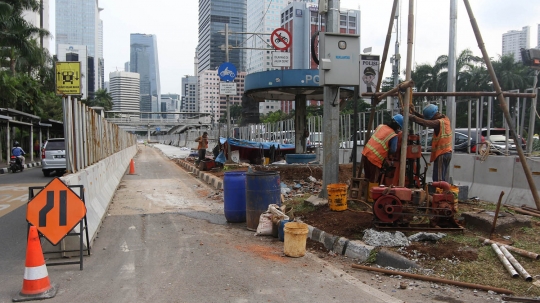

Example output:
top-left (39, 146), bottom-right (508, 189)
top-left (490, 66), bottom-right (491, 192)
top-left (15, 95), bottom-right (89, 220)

top-left (502, 26), bottom-right (530, 62)
top-left (537, 24), bottom-right (540, 49)
top-left (130, 33), bottom-right (161, 118)
top-left (181, 76), bottom-right (198, 114)
top-left (198, 70), bottom-right (246, 123)
top-left (161, 94), bottom-right (181, 119)
top-left (197, 0), bottom-right (246, 74)
top-left (109, 71), bottom-right (140, 118)
top-left (56, 0), bottom-right (103, 98)
top-left (22, 0), bottom-right (51, 50)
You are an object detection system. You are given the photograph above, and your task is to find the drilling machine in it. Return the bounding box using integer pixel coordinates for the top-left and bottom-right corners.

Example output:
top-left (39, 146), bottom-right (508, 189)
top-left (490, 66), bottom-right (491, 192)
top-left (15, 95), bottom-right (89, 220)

top-left (351, 132), bottom-right (462, 230)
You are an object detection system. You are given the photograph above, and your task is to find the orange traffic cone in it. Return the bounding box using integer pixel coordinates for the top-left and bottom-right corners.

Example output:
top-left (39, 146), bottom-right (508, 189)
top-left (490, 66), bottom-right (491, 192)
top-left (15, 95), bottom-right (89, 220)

top-left (129, 159), bottom-right (135, 174)
top-left (12, 226), bottom-right (58, 302)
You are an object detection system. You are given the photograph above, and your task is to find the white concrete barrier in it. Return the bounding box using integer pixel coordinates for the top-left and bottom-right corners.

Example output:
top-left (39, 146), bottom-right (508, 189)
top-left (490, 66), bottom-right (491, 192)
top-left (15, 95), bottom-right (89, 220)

top-left (450, 154), bottom-right (475, 188)
top-left (60, 145), bottom-right (137, 244)
top-left (506, 157), bottom-right (540, 208)
top-left (469, 156), bottom-right (514, 204)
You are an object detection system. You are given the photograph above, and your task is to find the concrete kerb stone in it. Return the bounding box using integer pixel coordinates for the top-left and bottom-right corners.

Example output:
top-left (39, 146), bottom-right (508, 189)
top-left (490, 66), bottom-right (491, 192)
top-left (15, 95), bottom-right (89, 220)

top-left (176, 158), bottom-right (413, 266)
top-left (0, 161), bottom-right (41, 174)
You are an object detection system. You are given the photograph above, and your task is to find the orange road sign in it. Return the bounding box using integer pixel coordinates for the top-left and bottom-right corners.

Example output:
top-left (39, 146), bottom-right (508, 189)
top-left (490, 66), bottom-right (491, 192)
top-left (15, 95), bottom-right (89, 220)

top-left (26, 178), bottom-right (87, 245)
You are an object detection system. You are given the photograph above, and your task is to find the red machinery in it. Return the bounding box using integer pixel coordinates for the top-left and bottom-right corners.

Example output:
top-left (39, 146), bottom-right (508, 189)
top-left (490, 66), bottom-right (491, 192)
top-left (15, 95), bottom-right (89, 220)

top-left (368, 133), bottom-right (461, 230)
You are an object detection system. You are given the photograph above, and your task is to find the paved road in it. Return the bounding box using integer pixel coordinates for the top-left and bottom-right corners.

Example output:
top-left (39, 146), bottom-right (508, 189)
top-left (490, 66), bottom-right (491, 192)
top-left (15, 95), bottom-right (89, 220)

top-left (0, 145), bottom-right (403, 303)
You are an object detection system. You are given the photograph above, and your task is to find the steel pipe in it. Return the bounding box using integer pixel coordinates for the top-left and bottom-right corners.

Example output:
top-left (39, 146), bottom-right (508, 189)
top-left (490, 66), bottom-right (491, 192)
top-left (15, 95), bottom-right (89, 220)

top-left (499, 246), bottom-right (532, 281)
top-left (351, 264), bottom-right (514, 294)
top-left (481, 238), bottom-right (540, 260)
top-left (491, 243), bottom-right (519, 278)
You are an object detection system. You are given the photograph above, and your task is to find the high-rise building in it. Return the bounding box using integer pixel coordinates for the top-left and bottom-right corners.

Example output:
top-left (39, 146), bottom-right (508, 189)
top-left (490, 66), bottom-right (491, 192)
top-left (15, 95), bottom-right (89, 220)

top-left (197, 0), bottom-right (246, 74)
top-left (109, 71), bottom-right (140, 118)
top-left (275, 2), bottom-right (360, 113)
top-left (181, 76), bottom-right (198, 114)
top-left (22, 0), bottom-right (51, 50)
top-left (537, 24), bottom-right (540, 49)
top-left (198, 70), bottom-right (246, 123)
top-left (502, 26), bottom-right (530, 62)
top-left (55, 0), bottom-right (103, 98)
top-left (130, 33), bottom-right (161, 118)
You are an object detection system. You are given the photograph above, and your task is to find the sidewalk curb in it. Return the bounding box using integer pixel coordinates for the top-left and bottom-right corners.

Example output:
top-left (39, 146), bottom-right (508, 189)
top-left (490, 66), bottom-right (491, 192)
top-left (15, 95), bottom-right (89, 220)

top-left (176, 159), bottom-right (417, 268)
top-left (0, 161), bottom-right (41, 174)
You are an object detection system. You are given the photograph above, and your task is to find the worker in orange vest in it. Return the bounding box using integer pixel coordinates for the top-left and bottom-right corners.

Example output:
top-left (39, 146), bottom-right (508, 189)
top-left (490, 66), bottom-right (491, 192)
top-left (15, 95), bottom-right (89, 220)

top-left (362, 114), bottom-right (403, 201)
top-left (409, 104), bottom-right (452, 182)
top-left (195, 132), bottom-right (209, 165)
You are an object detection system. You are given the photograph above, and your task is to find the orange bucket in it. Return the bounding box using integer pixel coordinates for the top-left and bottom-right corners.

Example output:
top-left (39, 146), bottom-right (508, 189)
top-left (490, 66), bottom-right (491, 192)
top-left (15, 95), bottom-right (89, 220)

top-left (327, 183), bottom-right (348, 211)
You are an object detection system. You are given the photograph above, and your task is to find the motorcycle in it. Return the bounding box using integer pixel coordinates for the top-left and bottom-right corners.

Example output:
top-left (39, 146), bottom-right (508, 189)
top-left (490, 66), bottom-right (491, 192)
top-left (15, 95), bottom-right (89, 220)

top-left (9, 155), bottom-right (24, 173)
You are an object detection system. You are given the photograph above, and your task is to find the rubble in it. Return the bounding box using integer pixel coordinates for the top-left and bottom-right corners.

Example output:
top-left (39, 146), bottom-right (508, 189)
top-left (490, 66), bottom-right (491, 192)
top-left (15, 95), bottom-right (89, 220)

top-left (363, 229), bottom-right (410, 247)
top-left (408, 232), bottom-right (447, 242)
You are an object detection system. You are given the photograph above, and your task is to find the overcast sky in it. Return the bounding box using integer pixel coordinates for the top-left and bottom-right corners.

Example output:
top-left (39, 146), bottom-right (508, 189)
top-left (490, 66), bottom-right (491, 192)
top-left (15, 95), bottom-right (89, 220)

top-left (50, 0), bottom-right (540, 94)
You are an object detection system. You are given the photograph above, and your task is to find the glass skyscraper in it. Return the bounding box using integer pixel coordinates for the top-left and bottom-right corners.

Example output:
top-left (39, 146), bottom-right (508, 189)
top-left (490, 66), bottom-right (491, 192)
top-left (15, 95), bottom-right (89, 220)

top-left (130, 34), bottom-right (161, 117)
top-left (197, 0), bottom-right (246, 74)
top-left (55, 0), bottom-right (103, 98)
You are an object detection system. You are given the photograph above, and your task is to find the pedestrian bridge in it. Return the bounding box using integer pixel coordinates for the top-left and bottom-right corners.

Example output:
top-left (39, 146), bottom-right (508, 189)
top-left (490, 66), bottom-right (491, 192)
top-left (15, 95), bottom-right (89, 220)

top-left (103, 111), bottom-right (212, 135)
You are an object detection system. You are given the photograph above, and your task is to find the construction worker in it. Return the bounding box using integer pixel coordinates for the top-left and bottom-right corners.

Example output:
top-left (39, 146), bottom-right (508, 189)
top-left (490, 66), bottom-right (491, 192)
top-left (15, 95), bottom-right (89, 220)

top-left (361, 114), bottom-right (403, 200)
top-left (409, 104), bottom-right (452, 182)
top-left (195, 132), bottom-right (209, 165)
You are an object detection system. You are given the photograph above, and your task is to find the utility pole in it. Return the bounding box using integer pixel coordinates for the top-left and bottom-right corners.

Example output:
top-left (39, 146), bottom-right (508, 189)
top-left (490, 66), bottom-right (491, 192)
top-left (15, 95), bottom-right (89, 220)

top-left (446, 0), bottom-right (458, 182)
top-left (321, 0), bottom-right (340, 198)
top-left (225, 24), bottom-right (232, 162)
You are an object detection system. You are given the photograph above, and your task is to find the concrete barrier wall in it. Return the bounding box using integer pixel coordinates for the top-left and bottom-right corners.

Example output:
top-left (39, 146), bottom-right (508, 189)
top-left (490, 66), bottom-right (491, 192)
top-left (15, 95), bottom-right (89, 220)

top-left (450, 154), bottom-right (475, 188)
top-left (507, 157), bottom-right (540, 208)
top-left (60, 145), bottom-right (138, 244)
top-left (469, 156), bottom-right (514, 204)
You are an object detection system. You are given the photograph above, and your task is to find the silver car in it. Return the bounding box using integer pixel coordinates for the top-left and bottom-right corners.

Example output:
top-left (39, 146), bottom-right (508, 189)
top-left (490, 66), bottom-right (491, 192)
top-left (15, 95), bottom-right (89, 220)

top-left (41, 138), bottom-right (66, 176)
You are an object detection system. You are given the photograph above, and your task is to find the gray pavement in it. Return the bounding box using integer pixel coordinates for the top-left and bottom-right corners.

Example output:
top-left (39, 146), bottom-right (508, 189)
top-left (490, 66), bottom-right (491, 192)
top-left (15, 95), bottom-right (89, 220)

top-left (0, 144), bottom-right (404, 303)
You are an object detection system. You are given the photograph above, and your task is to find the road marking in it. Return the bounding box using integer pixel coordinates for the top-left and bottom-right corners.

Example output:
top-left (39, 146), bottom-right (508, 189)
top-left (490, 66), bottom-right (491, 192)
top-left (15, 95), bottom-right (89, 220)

top-left (0, 183), bottom-right (47, 218)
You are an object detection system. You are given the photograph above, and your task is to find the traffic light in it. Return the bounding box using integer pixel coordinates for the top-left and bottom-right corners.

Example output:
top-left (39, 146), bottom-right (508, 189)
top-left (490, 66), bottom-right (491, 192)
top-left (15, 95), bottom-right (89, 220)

top-left (521, 48), bottom-right (540, 68)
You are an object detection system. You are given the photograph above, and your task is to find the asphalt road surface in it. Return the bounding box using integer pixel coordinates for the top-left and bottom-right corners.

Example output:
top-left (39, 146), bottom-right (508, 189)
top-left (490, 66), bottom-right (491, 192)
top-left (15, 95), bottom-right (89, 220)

top-left (0, 146), bottom-right (503, 303)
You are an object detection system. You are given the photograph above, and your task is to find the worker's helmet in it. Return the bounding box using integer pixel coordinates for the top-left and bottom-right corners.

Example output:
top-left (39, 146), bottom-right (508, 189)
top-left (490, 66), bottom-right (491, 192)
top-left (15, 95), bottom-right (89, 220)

top-left (392, 114), bottom-right (404, 129)
top-left (422, 104), bottom-right (438, 120)
top-left (14, 141), bottom-right (20, 147)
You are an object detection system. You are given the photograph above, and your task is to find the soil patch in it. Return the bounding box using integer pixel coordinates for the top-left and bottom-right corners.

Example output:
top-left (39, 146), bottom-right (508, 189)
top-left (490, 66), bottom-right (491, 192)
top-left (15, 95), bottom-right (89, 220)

top-left (298, 206), bottom-right (373, 239)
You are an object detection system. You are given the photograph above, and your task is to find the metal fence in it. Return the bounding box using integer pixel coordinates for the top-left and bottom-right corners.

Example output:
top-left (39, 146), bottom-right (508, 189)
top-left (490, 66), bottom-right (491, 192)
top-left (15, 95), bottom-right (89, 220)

top-left (63, 97), bottom-right (137, 173)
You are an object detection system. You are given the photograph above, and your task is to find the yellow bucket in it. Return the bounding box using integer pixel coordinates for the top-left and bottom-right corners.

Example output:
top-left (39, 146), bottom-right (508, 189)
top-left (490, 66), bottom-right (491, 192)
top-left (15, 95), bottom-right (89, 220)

top-left (327, 183), bottom-right (348, 211)
top-left (283, 222), bottom-right (309, 257)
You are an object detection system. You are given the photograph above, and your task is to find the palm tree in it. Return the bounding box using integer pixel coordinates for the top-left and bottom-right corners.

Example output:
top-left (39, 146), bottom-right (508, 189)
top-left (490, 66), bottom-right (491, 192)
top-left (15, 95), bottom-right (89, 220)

top-left (93, 89), bottom-right (113, 110)
top-left (492, 54), bottom-right (531, 91)
top-left (0, 0), bottom-right (49, 75)
top-left (436, 49), bottom-right (484, 92)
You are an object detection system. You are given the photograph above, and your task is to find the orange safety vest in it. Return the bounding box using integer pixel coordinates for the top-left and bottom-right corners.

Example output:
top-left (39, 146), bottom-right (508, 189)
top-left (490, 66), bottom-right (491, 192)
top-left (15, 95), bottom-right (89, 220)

top-left (197, 137), bottom-right (208, 150)
top-left (362, 125), bottom-right (398, 168)
top-left (430, 116), bottom-right (452, 162)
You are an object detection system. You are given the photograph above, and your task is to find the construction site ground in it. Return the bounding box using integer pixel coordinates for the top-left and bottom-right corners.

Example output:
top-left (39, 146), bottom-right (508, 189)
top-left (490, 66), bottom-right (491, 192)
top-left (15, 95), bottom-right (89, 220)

top-left (180, 157), bottom-right (540, 298)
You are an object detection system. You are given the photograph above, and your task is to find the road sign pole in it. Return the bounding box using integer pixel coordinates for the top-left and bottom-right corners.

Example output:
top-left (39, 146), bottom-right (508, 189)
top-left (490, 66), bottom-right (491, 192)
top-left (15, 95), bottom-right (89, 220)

top-left (225, 23), bottom-right (233, 163)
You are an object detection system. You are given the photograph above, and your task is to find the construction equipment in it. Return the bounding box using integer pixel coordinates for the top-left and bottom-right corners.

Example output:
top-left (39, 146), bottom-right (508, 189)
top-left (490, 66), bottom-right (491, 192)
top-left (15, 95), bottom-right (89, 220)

top-left (371, 181), bottom-right (462, 231)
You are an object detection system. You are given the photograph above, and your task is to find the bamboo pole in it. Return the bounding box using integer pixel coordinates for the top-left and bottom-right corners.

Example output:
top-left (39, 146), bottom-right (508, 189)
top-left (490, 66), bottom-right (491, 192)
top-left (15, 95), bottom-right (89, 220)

top-left (351, 264), bottom-right (514, 294)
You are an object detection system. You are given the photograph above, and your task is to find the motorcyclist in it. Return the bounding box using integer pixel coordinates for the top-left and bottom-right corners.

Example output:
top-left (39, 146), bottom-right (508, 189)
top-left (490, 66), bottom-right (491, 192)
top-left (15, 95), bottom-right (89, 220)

top-left (11, 141), bottom-right (26, 167)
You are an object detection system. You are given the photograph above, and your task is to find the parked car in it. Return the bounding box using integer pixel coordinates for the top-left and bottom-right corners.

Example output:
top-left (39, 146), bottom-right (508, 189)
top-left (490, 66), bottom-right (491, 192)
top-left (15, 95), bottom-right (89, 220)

top-left (481, 128), bottom-right (526, 151)
top-left (420, 128), bottom-right (502, 155)
top-left (41, 138), bottom-right (66, 176)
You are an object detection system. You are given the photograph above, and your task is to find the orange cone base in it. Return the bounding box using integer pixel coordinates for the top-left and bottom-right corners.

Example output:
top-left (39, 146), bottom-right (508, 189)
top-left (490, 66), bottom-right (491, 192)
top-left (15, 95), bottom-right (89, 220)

top-left (12, 283), bottom-right (58, 302)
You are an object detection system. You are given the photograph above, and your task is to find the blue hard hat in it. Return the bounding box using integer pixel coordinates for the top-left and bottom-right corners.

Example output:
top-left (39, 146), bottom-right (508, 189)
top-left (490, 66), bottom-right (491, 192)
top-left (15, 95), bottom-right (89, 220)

top-left (392, 114), bottom-right (403, 129)
top-left (423, 104), bottom-right (438, 120)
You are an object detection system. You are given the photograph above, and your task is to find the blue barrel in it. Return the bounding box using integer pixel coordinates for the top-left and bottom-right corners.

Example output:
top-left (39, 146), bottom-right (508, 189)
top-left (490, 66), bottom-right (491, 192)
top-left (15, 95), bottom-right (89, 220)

top-left (246, 171), bottom-right (281, 231)
top-left (223, 171), bottom-right (247, 223)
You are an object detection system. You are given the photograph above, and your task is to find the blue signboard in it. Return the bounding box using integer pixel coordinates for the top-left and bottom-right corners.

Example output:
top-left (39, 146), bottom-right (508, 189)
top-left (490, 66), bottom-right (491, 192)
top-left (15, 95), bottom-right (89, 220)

top-left (218, 62), bottom-right (237, 82)
top-left (156, 127), bottom-right (161, 132)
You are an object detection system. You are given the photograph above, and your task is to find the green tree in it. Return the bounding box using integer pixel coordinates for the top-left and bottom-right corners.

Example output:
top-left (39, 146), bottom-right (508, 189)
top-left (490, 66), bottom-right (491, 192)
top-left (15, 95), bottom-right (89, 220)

top-left (93, 88), bottom-right (113, 110)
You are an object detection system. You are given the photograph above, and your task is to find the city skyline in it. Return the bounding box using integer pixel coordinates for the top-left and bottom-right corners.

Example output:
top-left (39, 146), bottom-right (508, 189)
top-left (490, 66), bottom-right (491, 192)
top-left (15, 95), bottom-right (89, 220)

top-left (48, 0), bottom-right (540, 94)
